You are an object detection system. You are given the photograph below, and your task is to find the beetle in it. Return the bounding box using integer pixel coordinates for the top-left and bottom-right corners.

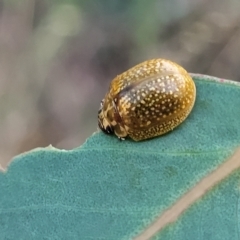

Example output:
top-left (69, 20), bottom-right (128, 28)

top-left (98, 58), bottom-right (196, 141)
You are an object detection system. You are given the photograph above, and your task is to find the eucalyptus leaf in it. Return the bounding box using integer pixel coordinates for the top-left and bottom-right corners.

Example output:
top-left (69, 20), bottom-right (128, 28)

top-left (0, 75), bottom-right (240, 240)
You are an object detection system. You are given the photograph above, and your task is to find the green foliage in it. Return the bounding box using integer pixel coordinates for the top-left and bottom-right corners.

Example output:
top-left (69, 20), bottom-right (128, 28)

top-left (0, 75), bottom-right (240, 239)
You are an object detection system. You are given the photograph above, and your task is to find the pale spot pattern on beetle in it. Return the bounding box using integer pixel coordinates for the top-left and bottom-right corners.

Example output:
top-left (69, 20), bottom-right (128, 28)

top-left (98, 58), bottom-right (196, 141)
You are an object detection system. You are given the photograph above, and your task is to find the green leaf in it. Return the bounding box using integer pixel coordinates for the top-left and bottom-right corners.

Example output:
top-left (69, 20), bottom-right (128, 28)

top-left (1, 75), bottom-right (240, 240)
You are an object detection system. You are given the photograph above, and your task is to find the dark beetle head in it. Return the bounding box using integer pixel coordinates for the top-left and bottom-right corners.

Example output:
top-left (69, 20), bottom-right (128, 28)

top-left (98, 99), bottom-right (114, 134)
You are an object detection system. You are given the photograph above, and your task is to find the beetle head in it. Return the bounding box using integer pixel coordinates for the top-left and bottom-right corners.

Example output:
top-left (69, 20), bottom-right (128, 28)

top-left (98, 99), bottom-right (114, 134)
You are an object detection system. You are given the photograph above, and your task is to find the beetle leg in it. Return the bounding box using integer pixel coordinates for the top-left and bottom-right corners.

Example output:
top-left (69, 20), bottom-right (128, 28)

top-left (118, 136), bottom-right (125, 141)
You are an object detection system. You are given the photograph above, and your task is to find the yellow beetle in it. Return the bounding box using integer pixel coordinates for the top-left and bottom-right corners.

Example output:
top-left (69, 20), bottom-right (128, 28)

top-left (98, 58), bottom-right (196, 141)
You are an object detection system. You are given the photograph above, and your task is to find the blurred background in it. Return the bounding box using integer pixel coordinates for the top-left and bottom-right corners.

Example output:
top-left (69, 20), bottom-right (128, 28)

top-left (0, 0), bottom-right (240, 168)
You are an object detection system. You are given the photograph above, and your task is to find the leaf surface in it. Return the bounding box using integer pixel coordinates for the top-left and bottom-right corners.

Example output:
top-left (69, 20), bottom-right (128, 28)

top-left (1, 75), bottom-right (240, 240)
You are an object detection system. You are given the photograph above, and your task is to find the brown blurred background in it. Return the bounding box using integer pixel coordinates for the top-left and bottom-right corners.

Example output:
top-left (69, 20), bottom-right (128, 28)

top-left (0, 0), bottom-right (240, 168)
